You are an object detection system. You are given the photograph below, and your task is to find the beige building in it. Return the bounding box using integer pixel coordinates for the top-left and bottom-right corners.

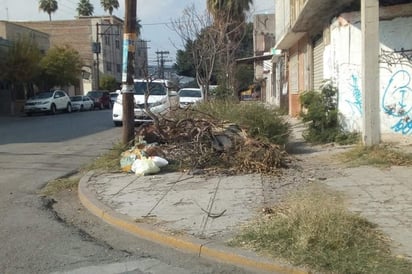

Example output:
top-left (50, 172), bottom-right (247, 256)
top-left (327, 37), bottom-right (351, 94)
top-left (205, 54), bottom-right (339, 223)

top-left (17, 16), bottom-right (148, 95)
top-left (0, 20), bottom-right (50, 52)
top-left (0, 21), bottom-right (50, 114)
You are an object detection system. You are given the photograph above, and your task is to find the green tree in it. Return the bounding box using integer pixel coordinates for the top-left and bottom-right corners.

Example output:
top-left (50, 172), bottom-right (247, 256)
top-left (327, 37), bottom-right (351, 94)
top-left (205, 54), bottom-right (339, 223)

top-left (100, 0), bottom-right (119, 16)
top-left (235, 22), bottom-right (253, 58)
top-left (99, 74), bottom-right (118, 91)
top-left (77, 0), bottom-right (94, 16)
top-left (174, 40), bottom-right (196, 78)
top-left (0, 37), bottom-right (42, 114)
top-left (234, 63), bottom-right (253, 94)
top-left (38, 45), bottom-right (83, 90)
top-left (38, 0), bottom-right (58, 21)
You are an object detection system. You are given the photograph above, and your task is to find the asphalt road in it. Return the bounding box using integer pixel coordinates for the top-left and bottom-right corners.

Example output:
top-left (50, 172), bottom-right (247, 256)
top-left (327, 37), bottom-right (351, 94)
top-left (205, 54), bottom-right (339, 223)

top-left (0, 110), bottom-right (252, 274)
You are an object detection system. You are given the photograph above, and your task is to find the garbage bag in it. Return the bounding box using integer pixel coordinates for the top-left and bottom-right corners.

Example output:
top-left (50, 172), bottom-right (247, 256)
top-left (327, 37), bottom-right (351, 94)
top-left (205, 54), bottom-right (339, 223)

top-left (120, 154), bottom-right (137, 172)
top-left (131, 158), bottom-right (160, 175)
top-left (151, 156), bottom-right (168, 167)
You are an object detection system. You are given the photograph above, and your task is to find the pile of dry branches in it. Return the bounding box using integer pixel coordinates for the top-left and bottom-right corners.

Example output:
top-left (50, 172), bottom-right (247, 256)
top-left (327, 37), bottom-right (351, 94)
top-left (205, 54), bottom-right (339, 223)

top-left (135, 114), bottom-right (290, 175)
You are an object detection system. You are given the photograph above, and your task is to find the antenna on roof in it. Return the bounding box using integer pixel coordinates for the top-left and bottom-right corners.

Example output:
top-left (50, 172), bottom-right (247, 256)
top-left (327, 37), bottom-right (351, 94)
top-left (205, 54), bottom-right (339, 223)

top-left (5, 0), bottom-right (9, 20)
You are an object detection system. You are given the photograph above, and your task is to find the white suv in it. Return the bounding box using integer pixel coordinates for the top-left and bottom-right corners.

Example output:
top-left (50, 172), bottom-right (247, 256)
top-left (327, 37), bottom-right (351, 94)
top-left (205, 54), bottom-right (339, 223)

top-left (24, 90), bottom-right (72, 116)
top-left (112, 79), bottom-right (178, 126)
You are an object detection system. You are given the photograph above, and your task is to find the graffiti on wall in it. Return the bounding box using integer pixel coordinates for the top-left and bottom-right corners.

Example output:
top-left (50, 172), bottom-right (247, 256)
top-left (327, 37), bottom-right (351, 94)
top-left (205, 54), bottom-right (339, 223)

top-left (346, 73), bottom-right (363, 115)
top-left (338, 64), bottom-right (363, 132)
top-left (380, 49), bottom-right (412, 135)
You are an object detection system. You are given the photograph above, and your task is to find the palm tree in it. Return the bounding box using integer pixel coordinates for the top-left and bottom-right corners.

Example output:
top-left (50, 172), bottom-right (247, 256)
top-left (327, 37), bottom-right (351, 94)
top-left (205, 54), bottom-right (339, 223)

top-left (77, 0), bottom-right (94, 16)
top-left (207, 0), bottom-right (253, 24)
top-left (38, 0), bottom-right (58, 21)
top-left (136, 19), bottom-right (142, 37)
top-left (100, 0), bottom-right (119, 16)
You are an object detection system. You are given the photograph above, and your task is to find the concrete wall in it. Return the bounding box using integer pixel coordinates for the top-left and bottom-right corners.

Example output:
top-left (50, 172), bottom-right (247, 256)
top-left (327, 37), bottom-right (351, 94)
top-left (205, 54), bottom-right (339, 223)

top-left (328, 10), bottom-right (412, 137)
top-left (275, 0), bottom-right (290, 45)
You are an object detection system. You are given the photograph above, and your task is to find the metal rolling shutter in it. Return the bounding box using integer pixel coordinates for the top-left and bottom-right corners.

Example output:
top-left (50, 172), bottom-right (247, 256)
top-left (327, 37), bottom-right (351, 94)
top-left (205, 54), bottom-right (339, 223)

top-left (313, 37), bottom-right (324, 91)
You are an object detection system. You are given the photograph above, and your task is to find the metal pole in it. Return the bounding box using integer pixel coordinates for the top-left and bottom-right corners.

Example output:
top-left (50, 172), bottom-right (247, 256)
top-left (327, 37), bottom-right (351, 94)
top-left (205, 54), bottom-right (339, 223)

top-left (96, 23), bottom-right (100, 90)
top-left (121, 0), bottom-right (137, 145)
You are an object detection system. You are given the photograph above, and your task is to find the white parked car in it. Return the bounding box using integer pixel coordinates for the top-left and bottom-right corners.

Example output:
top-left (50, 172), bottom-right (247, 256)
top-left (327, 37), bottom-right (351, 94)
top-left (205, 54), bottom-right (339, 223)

top-left (24, 90), bottom-right (72, 116)
top-left (70, 95), bottom-right (94, 111)
top-left (112, 79), bottom-right (179, 126)
top-left (178, 88), bottom-right (204, 107)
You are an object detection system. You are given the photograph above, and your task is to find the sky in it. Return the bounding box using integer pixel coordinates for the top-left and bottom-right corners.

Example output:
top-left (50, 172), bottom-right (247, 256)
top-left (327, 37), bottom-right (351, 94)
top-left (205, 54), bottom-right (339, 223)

top-left (0, 0), bottom-right (275, 65)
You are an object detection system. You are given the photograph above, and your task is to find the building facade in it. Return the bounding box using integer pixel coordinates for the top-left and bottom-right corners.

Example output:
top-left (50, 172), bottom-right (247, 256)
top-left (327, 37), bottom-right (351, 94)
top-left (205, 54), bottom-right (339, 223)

top-left (0, 21), bottom-right (50, 114)
top-left (275, 0), bottom-right (412, 140)
top-left (329, 4), bottom-right (412, 136)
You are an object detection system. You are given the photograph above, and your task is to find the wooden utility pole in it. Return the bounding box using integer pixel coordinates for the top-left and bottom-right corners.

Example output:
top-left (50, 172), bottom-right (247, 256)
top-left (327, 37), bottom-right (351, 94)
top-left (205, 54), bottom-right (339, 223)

top-left (122, 0), bottom-right (137, 145)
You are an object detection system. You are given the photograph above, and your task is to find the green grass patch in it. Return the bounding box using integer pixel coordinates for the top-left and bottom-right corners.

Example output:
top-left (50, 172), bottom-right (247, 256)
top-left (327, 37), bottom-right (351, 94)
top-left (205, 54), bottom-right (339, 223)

top-left (339, 144), bottom-right (412, 167)
top-left (195, 100), bottom-right (290, 145)
top-left (231, 184), bottom-right (412, 274)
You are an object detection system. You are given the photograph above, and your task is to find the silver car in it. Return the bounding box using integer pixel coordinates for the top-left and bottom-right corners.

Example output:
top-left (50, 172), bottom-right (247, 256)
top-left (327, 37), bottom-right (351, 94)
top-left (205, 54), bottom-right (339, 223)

top-left (70, 95), bottom-right (94, 111)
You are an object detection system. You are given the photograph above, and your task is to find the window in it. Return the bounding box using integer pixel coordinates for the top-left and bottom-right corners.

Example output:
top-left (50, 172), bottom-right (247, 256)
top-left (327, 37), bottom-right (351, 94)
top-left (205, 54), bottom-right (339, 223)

top-left (106, 61), bottom-right (112, 71)
top-left (116, 64), bottom-right (122, 73)
top-left (115, 39), bottom-right (120, 49)
top-left (104, 36), bottom-right (110, 45)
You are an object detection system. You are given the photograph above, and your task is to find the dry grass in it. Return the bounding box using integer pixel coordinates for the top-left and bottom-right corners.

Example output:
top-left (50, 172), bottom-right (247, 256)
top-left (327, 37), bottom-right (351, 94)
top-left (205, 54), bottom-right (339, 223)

top-left (42, 143), bottom-right (126, 196)
top-left (41, 176), bottom-right (80, 196)
top-left (83, 142), bottom-right (126, 172)
top-left (339, 143), bottom-right (412, 167)
top-left (231, 183), bottom-right (412, 273)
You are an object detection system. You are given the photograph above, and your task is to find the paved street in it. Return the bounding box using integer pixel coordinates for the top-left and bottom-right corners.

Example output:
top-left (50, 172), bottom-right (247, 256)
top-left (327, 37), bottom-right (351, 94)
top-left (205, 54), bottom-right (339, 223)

top-left (0, 111), bottom-right (251, 274)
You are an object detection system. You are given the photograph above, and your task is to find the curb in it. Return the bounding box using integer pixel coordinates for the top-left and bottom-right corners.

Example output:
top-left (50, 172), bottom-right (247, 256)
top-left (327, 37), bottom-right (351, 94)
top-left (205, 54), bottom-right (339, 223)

top-left (78, 171), bottom-right (308, 274)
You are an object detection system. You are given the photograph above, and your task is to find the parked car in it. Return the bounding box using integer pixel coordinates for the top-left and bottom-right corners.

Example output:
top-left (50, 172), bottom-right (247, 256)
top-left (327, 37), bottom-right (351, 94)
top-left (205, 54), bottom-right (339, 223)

top-left (70, 95), bottom-right (94, 111)
top-left (110, 91), bottom-right (119, 105)
top-left (177, 88), bottom-right (203, 107)
top-left (24, 90), bottom-right (72, 116)
top-left (86, 90), bottom-right (111, 109)
top-left (112, 79), bottom-right (179, 126)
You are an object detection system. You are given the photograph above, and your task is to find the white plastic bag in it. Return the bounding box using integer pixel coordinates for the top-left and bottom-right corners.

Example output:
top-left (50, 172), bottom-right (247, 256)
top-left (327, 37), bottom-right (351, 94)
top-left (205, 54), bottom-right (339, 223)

top-left (151, 156), bottom-right (168, 167)
top-left (131, 158), bottom-right (160, 175)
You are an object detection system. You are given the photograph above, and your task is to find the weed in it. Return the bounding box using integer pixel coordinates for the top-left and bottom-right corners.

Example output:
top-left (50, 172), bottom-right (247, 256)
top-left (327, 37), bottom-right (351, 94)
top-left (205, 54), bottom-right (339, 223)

top-left (41, 176), bottom-right (80, 196)
top-left (195, 100), bottom-right (290, 146)
top-left (339, 144), bottom-right (412, 167)
top-left (231, 184), bottom-right (412, 273)
top-left (83, 142), bottom-right (127, 172)
top-left (300, 82), bottom-right (360, 145)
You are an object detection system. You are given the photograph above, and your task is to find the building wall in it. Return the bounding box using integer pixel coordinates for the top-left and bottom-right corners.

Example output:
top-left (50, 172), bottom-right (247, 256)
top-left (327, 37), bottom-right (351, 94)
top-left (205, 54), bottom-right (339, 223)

top-left (0, 21), bottom-right (50, 52)
top-left (328, 7), bottom-right (412, 137)
top-left (287, 34), bottom-right (311, 116)
top-left (275, 0), bottom-right (290, 44)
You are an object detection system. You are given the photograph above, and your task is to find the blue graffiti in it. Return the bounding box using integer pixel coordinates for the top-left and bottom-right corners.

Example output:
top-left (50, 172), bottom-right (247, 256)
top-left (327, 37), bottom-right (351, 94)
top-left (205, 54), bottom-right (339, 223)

top-left (391, 117), bottom-right (412, 135)
top-left (382, 70), bottom-right (412, 135)
top-left (382, 70), bottom-right (412, 117)
top-left (345, 74), bottom-right (363, 115)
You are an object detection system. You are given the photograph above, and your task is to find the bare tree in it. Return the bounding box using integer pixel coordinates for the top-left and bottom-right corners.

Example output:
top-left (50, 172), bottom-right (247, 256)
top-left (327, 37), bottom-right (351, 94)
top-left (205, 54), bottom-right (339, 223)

top-left (171, 4), bottom-right (247, 100)
top-left (170, 5), bottom-right (226, 101)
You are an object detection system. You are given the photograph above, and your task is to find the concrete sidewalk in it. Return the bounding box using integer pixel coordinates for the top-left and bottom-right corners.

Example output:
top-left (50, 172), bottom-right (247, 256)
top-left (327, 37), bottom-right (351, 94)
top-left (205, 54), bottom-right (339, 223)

top-left (78, 163), bottom-right (412, 273)
top-left (78, 171), bottom-right (308, 274)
